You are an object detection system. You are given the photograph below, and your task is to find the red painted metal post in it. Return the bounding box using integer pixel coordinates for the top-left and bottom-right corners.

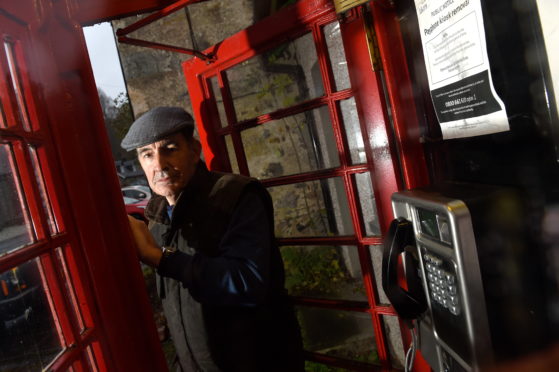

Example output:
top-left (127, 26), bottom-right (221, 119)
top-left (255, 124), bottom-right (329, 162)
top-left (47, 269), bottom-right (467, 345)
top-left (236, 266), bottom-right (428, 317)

top-left (369, 2), bottom-right (432, 371)
top-left (370, 1), bottom-right (430, 190)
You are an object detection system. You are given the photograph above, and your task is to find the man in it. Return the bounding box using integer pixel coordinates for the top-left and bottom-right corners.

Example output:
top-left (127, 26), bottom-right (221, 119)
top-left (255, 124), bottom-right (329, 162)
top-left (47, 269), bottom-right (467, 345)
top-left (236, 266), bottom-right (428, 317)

top-left (122, 107), bottom-right (304, 372)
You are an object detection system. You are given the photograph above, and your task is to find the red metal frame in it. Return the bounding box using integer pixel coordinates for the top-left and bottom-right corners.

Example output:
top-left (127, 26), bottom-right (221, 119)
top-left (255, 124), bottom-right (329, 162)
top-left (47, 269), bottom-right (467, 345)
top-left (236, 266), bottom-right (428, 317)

top-left (370, 1), bottom-right (429, 190)
top-left (182, 0), bottom-right (429, 370)
top-left (0, 1), bottom-right (167, 371)
top-left (0, 12), bottom-right (106, 371)
top-left (369, 3), bottom-right (431, 370)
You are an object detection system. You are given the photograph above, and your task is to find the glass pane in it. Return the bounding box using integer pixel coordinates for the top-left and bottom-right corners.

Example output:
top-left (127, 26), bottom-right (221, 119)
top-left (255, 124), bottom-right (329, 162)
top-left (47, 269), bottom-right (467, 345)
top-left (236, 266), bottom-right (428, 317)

top-left (55, 247), bottom-right (85, 332)
top-left (224, 135), bottom-right (239, 174)
top-left (209, 76), bottom-right (228, 127)
top-left (0, 143), bottom-right (35, 255)
top-left (226, 33), bottom-right (324, 122)
top-left (297, 307), bottom-right (379, 365)
top-left (242, 107), bottom-right (339, 179)
top-left (281, 246), bottom-right (366, 301)
top-left (354, 172), bottom-right (381, 236)
top-left (324, 22), bottom-right (351, 91)
top-left (0, 258), bottom-right (64, 370)
top-left (29, 146), bottom-right (58, 235)
top-left (0, 103), bottom-right (6, 128)
top-left (369, 245), bottom-right (389, 305)
top-left (269, 178), bottom-right (354, 238)
top-left (86, 345), bottom-right (99, 372)
top-left (340, 98), bottom-right (366, 164)
top-left (4, 41), bottom-right (31, 131)
top-left (382, 315), bottom-right (405, 370)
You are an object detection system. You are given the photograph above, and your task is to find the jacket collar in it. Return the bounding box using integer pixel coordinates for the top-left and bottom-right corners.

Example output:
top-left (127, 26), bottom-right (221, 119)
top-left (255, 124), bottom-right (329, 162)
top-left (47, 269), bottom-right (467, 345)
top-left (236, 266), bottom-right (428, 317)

top-left (144, 162), bottom-right (212, 224)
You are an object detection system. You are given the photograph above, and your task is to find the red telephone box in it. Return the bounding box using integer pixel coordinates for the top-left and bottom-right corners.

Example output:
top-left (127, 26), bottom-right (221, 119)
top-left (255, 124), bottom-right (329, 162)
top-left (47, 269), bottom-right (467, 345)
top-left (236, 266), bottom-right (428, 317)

top-left (0, 0), bottom-right (431, 370)
top-left (2, 0), bottom-right (556, 371)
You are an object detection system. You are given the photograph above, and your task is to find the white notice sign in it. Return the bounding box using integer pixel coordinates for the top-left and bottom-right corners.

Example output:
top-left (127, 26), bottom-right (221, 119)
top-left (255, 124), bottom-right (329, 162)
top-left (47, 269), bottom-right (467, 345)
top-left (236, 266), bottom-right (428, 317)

top-left (414, 0), bottom-right (509, 139)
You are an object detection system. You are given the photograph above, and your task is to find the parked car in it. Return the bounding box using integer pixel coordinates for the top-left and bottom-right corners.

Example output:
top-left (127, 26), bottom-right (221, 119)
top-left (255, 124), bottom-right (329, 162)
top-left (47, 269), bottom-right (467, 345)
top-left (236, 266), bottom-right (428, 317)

top-left (0, 267), bottom-right (39, 332)
top-left (0, 263), bottom-right (61, 369)
top-left (122, 185), bottom-right (151, 201)
top-left (124, 197), bottom-right (148, 223)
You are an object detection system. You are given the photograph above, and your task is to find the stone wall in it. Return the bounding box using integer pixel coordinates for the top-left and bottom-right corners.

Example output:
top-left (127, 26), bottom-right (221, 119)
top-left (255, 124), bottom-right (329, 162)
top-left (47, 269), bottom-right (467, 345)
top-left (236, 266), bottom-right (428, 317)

top-left (111, 0), bottom-right (266, 118)
top-left (112, 10), bottom-right (193, 117)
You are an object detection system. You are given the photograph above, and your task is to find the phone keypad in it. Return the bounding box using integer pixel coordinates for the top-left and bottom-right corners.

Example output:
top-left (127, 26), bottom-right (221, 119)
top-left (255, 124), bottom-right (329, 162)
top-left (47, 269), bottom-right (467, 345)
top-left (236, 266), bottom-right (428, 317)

top-left (424, 253), bottom-right (461, 316)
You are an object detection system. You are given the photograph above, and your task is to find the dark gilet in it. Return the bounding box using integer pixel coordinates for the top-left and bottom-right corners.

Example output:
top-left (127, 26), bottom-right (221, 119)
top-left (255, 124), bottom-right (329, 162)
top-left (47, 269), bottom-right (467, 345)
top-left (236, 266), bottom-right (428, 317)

top-left (145, 163), bottom-right (303, 372)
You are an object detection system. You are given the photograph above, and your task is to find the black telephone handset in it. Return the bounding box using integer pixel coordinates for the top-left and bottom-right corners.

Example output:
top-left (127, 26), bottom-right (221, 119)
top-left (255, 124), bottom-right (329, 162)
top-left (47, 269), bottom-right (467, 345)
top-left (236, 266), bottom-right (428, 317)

top-left (382, 218), bottom-right (427, 320)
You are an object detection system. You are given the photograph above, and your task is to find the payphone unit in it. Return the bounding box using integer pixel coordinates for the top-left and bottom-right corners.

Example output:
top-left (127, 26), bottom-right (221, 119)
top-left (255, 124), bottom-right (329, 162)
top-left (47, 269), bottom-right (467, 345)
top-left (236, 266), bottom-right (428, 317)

top-left (382, 184), bottom-right (547, 371)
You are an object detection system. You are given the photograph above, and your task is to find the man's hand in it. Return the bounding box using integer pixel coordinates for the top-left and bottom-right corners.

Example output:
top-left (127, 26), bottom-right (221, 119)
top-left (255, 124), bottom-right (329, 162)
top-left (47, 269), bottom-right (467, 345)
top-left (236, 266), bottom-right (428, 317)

top-left (127, 215), bottom-right (162, 267)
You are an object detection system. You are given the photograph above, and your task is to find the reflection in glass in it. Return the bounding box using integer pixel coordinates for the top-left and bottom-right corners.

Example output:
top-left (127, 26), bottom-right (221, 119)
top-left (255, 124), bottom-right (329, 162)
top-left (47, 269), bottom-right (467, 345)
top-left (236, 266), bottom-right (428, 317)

top-left (242, 107), bottom-right (339, 179)
top-left (296, 307), bottom-right (378, 365)
top-left (29, 146), bottom-right (58, 235)
top-left (86, 345), bottom-right (99, 372)
top-left (281, 246), bottom-right (365, 301)
top-left (226, 33), bottom-right (323, 122)
top-left (354, 172), bottom-right (380, 236)
top-left (324, 22), bottom-right (351, 91)
top-left (382, 315), bottom-right (405, 369)
top-left (340, 98), bottom-right (366, 164)
top-left (0, 103), bottom-right (6, 128)
top-left (269, 178), bottom-right (354, 238)
top-left (0, 143), bottom-right (35, 255)
top-left (209, 76), bottom-right (228, 127)
top-left (4, 41), bottom-right (31, 131)
top-left (224, 135), bottom-right (240, 174)
top-left (369, 245), bottom-right (389, 305)
top-left (55, 247), bottom-right (84, 332)
top-left (0, 258), bottom-right (64, 369)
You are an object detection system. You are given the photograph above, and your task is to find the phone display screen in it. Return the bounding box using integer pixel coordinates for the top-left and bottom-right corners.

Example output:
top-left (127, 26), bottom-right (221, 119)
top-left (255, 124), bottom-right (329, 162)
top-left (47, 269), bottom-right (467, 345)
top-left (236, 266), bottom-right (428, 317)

top-left (417, 208), bottom-right (440, 240)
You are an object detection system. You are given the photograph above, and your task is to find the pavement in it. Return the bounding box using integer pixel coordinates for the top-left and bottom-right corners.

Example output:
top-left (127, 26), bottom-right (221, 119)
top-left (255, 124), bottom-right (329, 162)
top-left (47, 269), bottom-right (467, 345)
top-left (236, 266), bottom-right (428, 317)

top-left (0, 225), bottom-right (32, 255)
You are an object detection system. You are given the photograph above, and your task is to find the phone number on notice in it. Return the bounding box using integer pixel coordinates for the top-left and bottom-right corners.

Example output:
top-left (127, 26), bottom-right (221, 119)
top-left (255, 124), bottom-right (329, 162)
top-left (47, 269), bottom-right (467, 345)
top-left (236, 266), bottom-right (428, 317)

top-left (444, 95), bottom-right (476, 107)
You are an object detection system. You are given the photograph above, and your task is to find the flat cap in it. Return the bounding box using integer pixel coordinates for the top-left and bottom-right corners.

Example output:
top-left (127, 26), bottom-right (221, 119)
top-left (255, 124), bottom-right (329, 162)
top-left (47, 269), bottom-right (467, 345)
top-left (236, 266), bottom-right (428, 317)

top-left (121, 106), bottom-right (195, 151)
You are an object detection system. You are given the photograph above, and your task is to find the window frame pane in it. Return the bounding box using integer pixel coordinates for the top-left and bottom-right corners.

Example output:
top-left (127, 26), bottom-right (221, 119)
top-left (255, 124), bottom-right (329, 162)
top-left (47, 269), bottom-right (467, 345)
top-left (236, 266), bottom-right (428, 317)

top-left (225, 32), bottom-right (324, 122)
top-left (281, 245), bottom-right (367, 302)
top-left (3, 39), bottom-right (32, 131)
top-left (0, 141), bottom-right (36, 255)
top-left (29, 145), bottom-right (59, 235)
top-left (269, 177), bottom-right (355, 238)
top-left (324, 21), bottom-right (351, 92)
top-left (242, 107), bottom-right (340, 179)
top-left (0, 23), bottom-right (103, 370)
top-left (184, 2), bottom-right (407, 370)
top-left (0, 257), bottom-right (67, 370)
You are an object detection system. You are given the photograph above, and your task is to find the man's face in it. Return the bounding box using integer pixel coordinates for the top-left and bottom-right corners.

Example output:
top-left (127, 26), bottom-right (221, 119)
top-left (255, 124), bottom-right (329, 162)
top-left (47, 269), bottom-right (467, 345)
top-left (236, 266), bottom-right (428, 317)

top-left (137, 132), bottom-right (201, 205)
